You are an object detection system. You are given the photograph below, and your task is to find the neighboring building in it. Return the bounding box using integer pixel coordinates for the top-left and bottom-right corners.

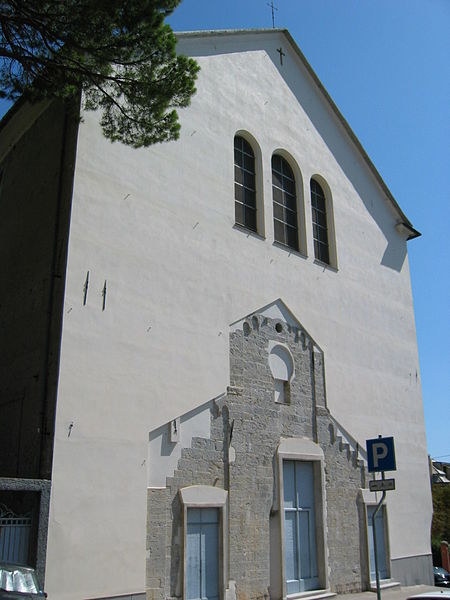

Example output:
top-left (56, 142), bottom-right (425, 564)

top-left (431, 460), bottom-right (450, 485)
top-left (0, 28), bottom-right (433, 600)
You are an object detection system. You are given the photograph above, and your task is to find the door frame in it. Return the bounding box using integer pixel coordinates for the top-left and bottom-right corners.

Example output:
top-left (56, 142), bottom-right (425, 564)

top-left (359, 489), bottom-right (391, 588)
top-left (367, 505), bottom-right (389, 581)
top-left (276, 438), bottom-right (329, 599)
top-left (282, 460), bottom-right (319, 594)
top-left (179, 485), bottom-right (228, 600)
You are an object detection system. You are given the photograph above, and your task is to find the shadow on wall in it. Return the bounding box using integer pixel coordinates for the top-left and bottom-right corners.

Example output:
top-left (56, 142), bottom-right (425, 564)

top-left (380, 241), bottom-right (407, 271)
top-left (268, 42), bottom-right (409, 273)
top-left (149, 398), bottom-right (216, 458)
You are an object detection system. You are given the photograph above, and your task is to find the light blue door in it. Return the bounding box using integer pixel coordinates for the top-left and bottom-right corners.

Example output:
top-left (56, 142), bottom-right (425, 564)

top-left (368, 506), bottom-right (388, 580)
top-left (186, 508), bottom-right (219, 600)
top-left (283, 461), bottom-right (319, 594)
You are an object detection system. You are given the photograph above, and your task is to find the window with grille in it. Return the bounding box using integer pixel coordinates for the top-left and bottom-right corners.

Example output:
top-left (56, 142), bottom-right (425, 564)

top-left (0, 504), bottom-right (32, 566)
top-left (310, 179), bottom-right (329, 264)
top-left (272, 155), bottom-right (298, 250)
top-left (234, 136), bottom-right (257, 232)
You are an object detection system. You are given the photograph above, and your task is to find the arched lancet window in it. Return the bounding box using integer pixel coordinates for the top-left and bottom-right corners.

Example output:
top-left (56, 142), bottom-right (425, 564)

top-left (234, 136), bottom-right (257, 232)
top-left (310, 179), bottom-right (330, 264)
top-left (272, 155), bottom-right (298, 250)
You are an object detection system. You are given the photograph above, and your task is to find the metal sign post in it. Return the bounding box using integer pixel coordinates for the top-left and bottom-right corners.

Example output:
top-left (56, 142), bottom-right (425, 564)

top-left (372, 472), bottom-right (386, 600)
top-left (366, 435), bottom-right (397, 600)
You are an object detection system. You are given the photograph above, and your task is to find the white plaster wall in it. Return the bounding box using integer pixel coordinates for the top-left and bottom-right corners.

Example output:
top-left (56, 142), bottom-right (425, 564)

top-left (148, 400), bottom-right (214, 488)
top-left (45, 31), bottom-right (431, 599)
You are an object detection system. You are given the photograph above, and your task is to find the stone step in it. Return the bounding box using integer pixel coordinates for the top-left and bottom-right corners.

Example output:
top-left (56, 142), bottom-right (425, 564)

top-left (369, 579), bottom-right (401, 592)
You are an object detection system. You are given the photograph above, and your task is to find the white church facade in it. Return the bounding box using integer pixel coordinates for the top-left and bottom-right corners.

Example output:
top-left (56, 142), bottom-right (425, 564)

top-left (0, 29), bottom-right (432, 600)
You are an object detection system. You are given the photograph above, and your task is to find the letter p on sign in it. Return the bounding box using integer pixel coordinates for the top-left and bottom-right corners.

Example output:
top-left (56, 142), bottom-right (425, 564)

top-left (366, 436), bottom-right (396, 472)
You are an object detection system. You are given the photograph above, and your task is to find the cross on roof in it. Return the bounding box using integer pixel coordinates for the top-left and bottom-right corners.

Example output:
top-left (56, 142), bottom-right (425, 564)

top-left (267, 1), bottom-right (278, 28)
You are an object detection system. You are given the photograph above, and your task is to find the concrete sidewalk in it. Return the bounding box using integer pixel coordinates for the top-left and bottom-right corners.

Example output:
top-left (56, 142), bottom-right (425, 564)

top-left (338, 585), bottom-right (444, 600)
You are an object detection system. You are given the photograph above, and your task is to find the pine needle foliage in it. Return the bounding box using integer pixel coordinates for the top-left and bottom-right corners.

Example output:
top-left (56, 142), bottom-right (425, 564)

top-left (0, 0), bottom-right (199, 147)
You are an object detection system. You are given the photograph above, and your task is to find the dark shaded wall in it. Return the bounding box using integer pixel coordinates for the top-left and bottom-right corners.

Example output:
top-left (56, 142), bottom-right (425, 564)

top-left (0, 99), bottom-right (79, 480)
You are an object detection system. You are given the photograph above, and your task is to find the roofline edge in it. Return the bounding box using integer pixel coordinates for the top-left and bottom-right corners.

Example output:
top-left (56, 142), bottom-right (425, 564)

top-left (175, 28), bottom-right (418, 232)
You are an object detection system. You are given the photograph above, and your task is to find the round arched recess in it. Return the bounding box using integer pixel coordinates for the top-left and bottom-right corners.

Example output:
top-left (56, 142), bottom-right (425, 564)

top-left (268, 342), bottom-right (295, 404)
top-left (310, 173), bottom-right (338, 269)
top-left (271, 149), bottom-right (307, 256)
top-left (234, 130), bottom-right (265, 237)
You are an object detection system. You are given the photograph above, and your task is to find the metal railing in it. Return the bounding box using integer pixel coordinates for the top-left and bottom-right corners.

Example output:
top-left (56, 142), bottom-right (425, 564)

top-left (0, 504), bottom-right (31, 565)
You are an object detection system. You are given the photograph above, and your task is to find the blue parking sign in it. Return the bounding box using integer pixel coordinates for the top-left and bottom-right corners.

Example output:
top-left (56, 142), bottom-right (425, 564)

top-left (366, 436), bottom-right (396, 472)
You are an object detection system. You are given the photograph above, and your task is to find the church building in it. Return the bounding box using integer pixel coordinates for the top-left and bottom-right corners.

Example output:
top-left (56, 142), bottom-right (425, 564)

top-left (0, 29), bottom-right (432, 600)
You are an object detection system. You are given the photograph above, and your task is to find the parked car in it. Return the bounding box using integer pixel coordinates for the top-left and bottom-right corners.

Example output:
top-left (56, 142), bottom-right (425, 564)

top-left (435, 567), bottom-right (450, 588)
top-left (407, 591), bottom-right (450, 600)
top-left (0, 564), bottom-right (46, 599)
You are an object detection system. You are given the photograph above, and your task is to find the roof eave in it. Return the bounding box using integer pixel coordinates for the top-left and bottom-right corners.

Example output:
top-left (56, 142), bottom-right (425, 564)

top-left (396, 221), bottom-right (422, 240)
top-left (281, 30), bottom-right (421, 238)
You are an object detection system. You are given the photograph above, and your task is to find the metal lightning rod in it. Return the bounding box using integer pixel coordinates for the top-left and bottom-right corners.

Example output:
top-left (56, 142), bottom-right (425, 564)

top-left (267, 1), bottom-right (278, 28)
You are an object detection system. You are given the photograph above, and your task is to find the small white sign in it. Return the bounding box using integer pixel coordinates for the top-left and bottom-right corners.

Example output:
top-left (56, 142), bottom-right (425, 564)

top-left (369, 478), bottom-right (395, 492)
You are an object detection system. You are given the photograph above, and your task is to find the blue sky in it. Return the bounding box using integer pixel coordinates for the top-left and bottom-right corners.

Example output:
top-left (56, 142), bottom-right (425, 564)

top-left (1, 0), bottom-right (448, 458)
top-left (166, 0), bottom-right (450, 459)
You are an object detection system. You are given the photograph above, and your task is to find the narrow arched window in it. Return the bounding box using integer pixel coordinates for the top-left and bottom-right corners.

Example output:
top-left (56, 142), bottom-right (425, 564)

top-left (234, 136), bottom-right (256, 232)
top-left (311, 179), bottom-right (330, 264)
top-left (272, 155), bottom-right (298, 250)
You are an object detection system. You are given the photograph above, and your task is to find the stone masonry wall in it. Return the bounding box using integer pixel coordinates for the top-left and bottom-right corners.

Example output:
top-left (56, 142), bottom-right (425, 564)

top-left (317, 410), bottom-right (366, 593)
top-left (146, 313), bottom-right (367, 599)
top-left (227, 315), bottom-right (315, 598)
